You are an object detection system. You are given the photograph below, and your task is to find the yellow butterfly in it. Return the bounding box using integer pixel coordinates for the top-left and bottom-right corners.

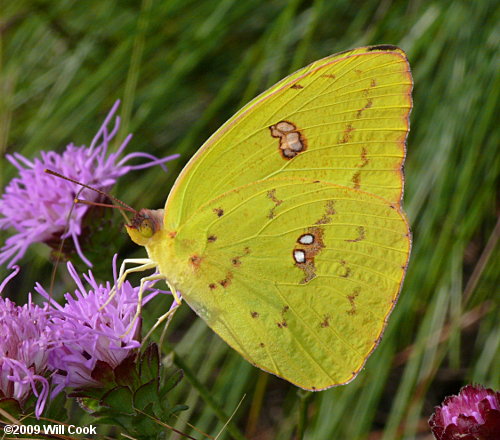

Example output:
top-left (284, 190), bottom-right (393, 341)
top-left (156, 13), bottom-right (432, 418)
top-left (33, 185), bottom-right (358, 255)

top-left (126, 45), bottom-right (412, 391)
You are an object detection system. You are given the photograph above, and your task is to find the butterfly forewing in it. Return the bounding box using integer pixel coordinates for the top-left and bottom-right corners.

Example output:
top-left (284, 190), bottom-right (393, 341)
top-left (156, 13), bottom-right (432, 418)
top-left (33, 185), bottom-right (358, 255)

top-left (165, 46), bottom-right (412, 230)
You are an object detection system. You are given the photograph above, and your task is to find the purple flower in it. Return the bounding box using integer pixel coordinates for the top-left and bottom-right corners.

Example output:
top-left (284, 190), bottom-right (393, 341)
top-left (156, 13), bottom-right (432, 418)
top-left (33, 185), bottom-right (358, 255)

top-left (0, 100), bottom-right (179, 268)
top-left (0, 268), bottom-right (55, 418)
top-left (429, 384), bottom-right (500, 440)
top-left (35, 256), bottom-right (163, 395)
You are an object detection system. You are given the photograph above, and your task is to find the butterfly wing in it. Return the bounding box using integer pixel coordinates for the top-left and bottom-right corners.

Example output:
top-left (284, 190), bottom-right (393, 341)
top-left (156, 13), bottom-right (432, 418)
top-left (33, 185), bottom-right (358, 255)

top-left (148, 179), bottom-right (410, 390)
top-left (141, 45), bottom-right (413, 389)
top-left (164, 45), bottom-right (412, 230)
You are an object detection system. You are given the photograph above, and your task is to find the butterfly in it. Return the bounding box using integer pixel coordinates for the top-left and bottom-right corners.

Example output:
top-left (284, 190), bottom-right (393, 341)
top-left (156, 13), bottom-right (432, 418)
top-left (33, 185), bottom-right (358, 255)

top-left (126, 45), bottom-right (413, 391)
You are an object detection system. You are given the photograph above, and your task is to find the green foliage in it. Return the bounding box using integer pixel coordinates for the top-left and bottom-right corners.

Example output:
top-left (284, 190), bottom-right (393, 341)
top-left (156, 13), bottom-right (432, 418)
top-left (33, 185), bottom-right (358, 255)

top-left (72, 344), bottom-right (187, 439)
top-left (1, 0), bottom-right (498, 438)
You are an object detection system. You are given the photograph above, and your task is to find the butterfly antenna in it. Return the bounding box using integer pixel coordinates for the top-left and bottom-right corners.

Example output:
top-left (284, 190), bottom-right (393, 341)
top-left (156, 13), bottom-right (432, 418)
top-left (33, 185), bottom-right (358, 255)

top-left (44, 168), bottom-right (137, 224)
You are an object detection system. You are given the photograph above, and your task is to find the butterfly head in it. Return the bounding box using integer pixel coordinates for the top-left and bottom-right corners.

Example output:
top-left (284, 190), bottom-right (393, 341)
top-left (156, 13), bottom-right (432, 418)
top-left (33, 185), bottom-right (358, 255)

top-left (125, 209), bottom-right (164, 246)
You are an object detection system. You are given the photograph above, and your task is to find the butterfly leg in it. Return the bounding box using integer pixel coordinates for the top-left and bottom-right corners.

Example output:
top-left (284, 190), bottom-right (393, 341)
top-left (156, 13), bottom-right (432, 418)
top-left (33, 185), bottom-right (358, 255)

top-left (117, 258), bottom-right (156, 282)
top-left (143, 280), bottom-right (182, 345)
top-left (121, 272), bottom-right (167, 337)
top-left (167, 280), bottom-right (182, 306)
top-left (100, 259), bottom-right (157, 311)
top-left (116, 260), bottom-right (158, 290)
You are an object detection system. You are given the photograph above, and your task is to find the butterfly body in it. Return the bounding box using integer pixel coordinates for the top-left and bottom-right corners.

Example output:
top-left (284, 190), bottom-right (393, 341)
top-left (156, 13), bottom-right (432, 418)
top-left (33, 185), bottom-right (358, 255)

top-left (127, 45), bottom-right (413, 390)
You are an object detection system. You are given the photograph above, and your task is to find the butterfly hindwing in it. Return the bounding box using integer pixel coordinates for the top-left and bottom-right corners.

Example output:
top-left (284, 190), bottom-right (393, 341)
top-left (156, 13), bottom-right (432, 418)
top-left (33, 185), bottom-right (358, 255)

top-left (151, 179), bottom-right (410, 390)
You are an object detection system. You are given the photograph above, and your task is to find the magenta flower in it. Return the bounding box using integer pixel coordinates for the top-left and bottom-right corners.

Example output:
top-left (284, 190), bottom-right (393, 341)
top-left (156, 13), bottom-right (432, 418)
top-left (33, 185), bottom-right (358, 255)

top-left (429, 384), bottom-right (500, 440)
top-left (0, 268), bottom-right (55, 418)
top-left (35, 256), bottom-right (164, 395)
top-left (0, 100), bottom-right (179, 268)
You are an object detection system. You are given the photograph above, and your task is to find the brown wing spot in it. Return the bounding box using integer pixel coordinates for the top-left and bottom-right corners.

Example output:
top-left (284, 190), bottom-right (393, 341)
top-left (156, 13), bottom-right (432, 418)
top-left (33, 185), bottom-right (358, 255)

top-left (357, 146), bottom-right (369, 168)
top-left (339, 260), bottom-right (352, 278)
top-left (356, 99), bottom-right (373, 118)
top-left (269, 120), bottom-right (307, 159)
top-left (282, 305), bottom-right (289, 314)
top-left (189, 254), bottom-right (202, 269)
top-left (370, 79), bottom-right (377, 87)
top-left (168, 231), bottom-right (177, 238)
top-left (251, 311), bottom-right (259, 318)
top-left (352, 171), bottom-right (361, 189)
top-left (294, 226), bottom-right (326, 284)
top-left (277, 320), bottom-right (288, 328)
top-left (209, 283), bottom-right (217, 290)
top-left (207, 235), bottom-right (217, 242)
top-left (291, 84), bottom-right (304, 89)
top-left (315, 200), bottom-right (336, 225)
top-left (346, 226), bottom-right (365, 243)
top-left (340, 124), bottom-right (355, 144)
top-left (259, 342), bottom-right (265, 348)
top-left (347, 287), bottom-right (361, 315)
top-left (230, 247), bottom-right (251, 267)
top-left (213, 207), bottom-right (224, 217)
top-left (325, 201), bottom-right (336, 215)
top-left (267, 189), bottom-right (282, 205)
top-left (321, 73), bottom-right (336, 79)
top-left (293, 200), bottom-right (335, 278)
top-left (219, 272), bottom-right (233, 288)
top-left (267, 189), bottom-right (283, 219)
top-left (320, 315), bottom-right (330, 328)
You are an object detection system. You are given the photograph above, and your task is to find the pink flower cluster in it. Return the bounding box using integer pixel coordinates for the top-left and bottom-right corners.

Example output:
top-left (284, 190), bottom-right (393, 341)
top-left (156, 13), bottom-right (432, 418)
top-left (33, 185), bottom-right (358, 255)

top-left (0, 100), bottom-right (178, 267)
top-left (0, 101), bottom-right (175, 418)
top-left (0, 279), bottom-right (53, 418)
top-left (0, 258), bottom-right (164, 418)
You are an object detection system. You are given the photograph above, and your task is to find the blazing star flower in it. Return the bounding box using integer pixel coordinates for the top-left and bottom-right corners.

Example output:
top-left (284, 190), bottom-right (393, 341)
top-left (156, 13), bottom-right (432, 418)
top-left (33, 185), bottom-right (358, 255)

top-left (0, 100), bottom-right (179, 268)
top-left (429, 384), bottom-right (500, 440)
top-left (0, 267), bottom-right (55, 418)
top-left (35, 256), bottom-right (164, 395)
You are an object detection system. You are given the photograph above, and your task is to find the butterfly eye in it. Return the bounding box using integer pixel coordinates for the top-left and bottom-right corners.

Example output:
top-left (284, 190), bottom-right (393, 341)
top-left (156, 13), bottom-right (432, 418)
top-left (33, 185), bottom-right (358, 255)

top-left (139, 218), bottom-right (155, 238)
top-left (125, 209), bottom-right (163, 246)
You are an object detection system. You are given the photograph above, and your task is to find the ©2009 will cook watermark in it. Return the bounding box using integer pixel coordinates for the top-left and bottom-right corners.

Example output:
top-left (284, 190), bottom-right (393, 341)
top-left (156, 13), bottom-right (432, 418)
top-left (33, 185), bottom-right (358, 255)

top-left (3, 423), bottom-right (98, 436)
